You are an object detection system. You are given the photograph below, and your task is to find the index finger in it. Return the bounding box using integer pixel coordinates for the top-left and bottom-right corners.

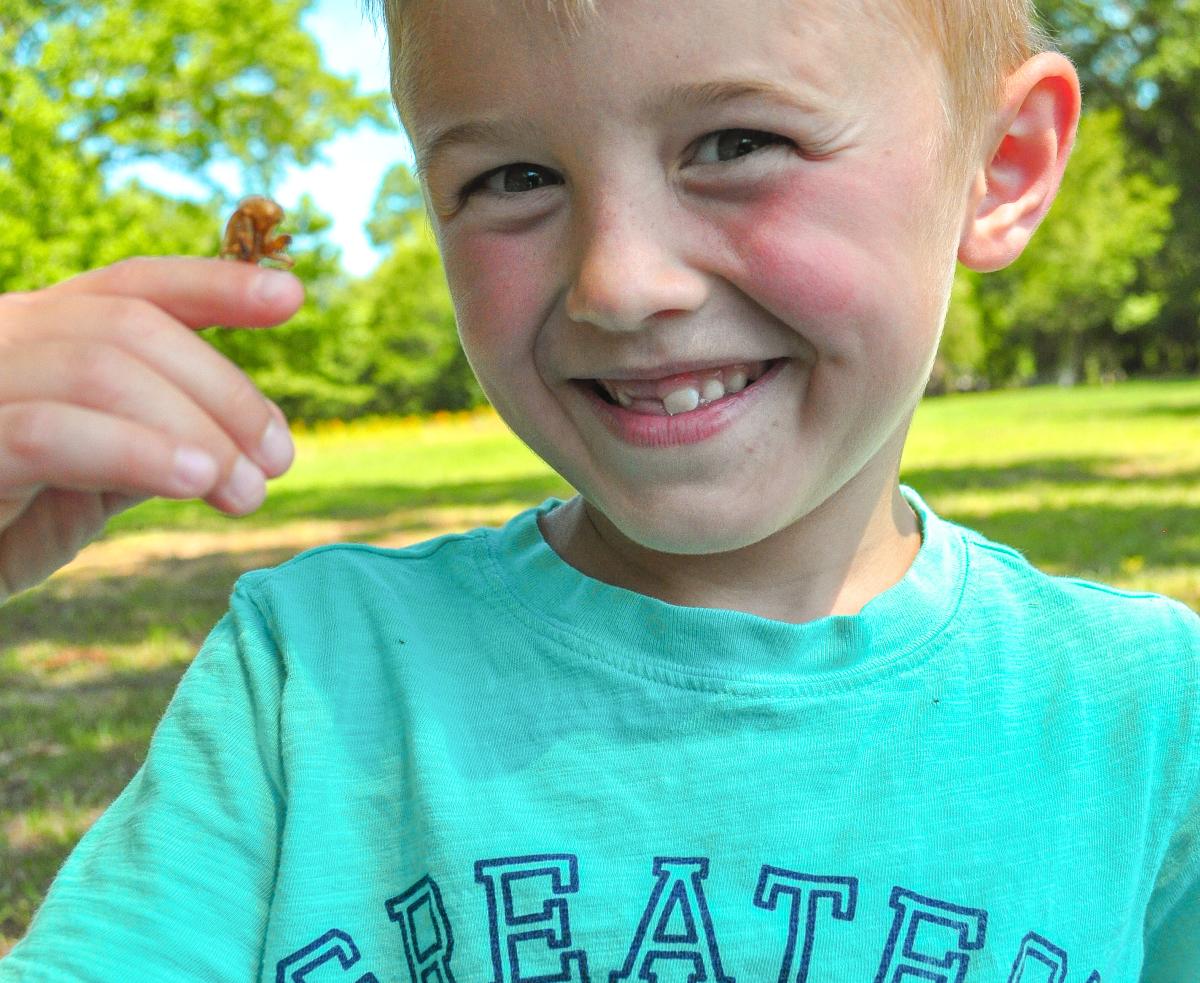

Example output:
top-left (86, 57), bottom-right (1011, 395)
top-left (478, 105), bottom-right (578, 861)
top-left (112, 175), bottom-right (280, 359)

top-left (46, 256), bottom-right (304, 330)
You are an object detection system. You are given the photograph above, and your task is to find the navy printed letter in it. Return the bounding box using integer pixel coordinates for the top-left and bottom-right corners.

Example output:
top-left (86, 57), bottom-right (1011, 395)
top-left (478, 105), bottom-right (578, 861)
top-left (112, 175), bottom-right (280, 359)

top-left (1006, 933), bottom-right (1067, 983)
top-left (385, 875), bottom-right (457, 983)
top-left (874, 887), bottom-right (987, 983)
top-left (753, 867), bottom-right (857, 983)
top-left (611, 857), bottom-right (733, 983)
top-left (275, 929), bottom-right (380, 983)
top-left (475, 854), bottom-right (588, 983)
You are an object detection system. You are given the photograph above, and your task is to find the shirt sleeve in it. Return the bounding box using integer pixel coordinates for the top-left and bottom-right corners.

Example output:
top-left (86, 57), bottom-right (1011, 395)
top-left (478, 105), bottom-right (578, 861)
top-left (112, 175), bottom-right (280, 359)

top-left (0, 582), bottom-right (286, 982)
top-left (1140, 600), bottom-right (1200, 980)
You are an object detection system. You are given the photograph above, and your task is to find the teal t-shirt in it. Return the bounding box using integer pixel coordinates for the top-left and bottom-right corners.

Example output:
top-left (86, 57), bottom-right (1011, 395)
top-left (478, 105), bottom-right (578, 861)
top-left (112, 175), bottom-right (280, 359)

top-left (2, 486), bottom-right (1198, 981)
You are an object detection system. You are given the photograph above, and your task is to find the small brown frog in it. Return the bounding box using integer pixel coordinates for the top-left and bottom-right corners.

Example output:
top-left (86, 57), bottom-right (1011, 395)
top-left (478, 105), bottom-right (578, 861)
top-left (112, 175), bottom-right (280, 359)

top-left (219, 195), bottom-right (294, 268)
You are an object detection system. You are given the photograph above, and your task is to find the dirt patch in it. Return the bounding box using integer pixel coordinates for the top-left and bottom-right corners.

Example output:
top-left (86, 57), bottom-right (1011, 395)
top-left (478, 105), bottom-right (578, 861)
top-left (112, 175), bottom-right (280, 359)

top-left (52, 506), bottom-right (521, 582)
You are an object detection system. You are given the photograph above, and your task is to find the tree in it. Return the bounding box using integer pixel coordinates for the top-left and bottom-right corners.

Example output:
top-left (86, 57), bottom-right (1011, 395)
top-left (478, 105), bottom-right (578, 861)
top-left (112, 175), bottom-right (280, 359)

top-left (973, 107), bottom-right (1176, 386)
top-left (0, 0), bottom-right (391, 290)
top-left (346, 164), bottom-right (486, 416)
top-left (201, 196), bottom-right (378, 421)
top-left (1038, 0), bottom-right (1200, 373)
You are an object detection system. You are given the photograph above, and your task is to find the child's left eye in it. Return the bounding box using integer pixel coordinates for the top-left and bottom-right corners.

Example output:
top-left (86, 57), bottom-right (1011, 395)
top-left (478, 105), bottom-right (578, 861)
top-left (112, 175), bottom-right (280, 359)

top-left (690, 129), bottom-right (794, 165)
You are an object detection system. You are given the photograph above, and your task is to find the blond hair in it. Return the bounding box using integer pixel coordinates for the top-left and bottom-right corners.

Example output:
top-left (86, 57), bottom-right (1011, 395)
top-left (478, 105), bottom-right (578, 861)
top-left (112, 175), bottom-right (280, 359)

top-left (365, 0), bottom-right (1057, 188)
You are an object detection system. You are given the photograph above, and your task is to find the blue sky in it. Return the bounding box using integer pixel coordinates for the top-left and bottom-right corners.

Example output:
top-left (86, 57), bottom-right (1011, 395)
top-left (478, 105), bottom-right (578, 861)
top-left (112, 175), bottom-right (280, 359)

top-left (115, 0), bottom-right (413, 276)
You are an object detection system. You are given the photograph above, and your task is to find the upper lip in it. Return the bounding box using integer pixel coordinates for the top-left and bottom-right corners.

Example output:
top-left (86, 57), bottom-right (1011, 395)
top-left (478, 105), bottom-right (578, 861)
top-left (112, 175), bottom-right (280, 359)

top-left (574, 357), bottom-right (783, 381)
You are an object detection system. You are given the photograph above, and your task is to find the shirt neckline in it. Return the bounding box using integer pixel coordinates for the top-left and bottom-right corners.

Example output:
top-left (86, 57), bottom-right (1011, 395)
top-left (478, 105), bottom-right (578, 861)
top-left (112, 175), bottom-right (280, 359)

top-left (486, 484), bottom-right (966, 689)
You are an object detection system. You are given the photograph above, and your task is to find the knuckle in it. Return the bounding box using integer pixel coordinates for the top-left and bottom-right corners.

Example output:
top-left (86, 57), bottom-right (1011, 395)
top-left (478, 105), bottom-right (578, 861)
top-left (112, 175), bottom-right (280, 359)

top-left (0, 292), bottom-right (41, 343)
top-left (111, 294), bottom-right (171, 345)
top-left (63, 342), bottom-right (130, 407)
top-left (223, 372), bottom-right (269, 432)
top-left (1, 403), bottom-right (56, 463)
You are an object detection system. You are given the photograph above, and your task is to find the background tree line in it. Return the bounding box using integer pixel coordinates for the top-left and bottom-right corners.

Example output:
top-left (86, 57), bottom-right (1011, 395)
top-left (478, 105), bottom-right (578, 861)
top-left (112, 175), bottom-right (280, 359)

top-left (1, 0), bottom-right (1195, 422)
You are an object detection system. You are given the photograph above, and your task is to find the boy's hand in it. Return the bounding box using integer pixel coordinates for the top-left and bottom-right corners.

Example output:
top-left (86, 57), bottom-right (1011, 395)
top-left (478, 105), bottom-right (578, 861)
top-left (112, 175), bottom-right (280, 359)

top-left (0, 257), bottom-right (305, 602)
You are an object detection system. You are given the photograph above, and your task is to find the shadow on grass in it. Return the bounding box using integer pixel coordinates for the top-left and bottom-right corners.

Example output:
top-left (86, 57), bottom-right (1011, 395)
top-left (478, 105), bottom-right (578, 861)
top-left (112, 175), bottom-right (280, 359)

top-left (904, 458), bottom-right (1200, 576)
top-left (0, 550), bottom-right (289, 656)
top-left (0, 678), bottom-right (179, 948)
top-left (1, 472), bottom-right (572, 656)
top-left (1119, 400), bottom-right (1200, 419)
top-left (105, 472), bottom-right (574, 536)
top-left (908, 457), bottom-right (1200, 493)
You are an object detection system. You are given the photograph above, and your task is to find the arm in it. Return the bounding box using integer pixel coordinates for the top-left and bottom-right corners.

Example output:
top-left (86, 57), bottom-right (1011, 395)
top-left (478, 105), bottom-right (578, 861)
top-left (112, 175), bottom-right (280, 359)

top-left (0, 584), bottom-right (286, 981)
top-left (1140, 600), bottom-right (1200, 979)
top-left (1142, 797), bottom-right (1200, 977)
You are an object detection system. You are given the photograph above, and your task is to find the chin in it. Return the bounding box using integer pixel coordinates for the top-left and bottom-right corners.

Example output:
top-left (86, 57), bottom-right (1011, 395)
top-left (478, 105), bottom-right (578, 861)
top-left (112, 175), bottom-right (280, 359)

top-left (594, 492), bottom-right (787, 557)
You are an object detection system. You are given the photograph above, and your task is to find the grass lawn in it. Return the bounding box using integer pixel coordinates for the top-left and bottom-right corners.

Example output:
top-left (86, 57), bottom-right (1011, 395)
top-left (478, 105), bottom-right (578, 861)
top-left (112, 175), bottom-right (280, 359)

top-left (2, 377), bottom-right (1199, 952)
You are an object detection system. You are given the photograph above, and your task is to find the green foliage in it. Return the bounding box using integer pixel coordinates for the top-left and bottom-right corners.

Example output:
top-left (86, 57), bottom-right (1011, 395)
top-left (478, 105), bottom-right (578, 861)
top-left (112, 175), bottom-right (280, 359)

top-left (934, 271), bottom-right (988, 392)
top-left (0, 0), bottom-right (387, 287)
top-left (1039, 0), bottom-right (1200, 373)
top-left (0, 0), bottom-right (398, 419)
top-left (202, 197), bottom-right (377, 421)
top-left (978, 108), bottom-right (1176, 384)
top-left (365, 164), bottom-right (425, 247)
top-left (205, 163), bottom-right (485, 422)
top-left (348, 165), bottom-right (486, 415)
top-left (2, 0), bottom-right (389, 187)
top-left (940, 107), bottom-right (1177, 389)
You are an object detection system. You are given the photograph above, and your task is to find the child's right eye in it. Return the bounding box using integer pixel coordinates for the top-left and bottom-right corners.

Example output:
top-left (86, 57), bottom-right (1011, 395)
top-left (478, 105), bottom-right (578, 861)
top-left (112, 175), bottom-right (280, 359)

top-left (462, 163), bottom-right (563, 198)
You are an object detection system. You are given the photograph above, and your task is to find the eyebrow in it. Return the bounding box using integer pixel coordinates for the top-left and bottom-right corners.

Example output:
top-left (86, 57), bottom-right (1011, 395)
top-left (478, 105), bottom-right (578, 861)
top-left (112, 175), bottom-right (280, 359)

top-left (413, 77), bottom-right (827, 177)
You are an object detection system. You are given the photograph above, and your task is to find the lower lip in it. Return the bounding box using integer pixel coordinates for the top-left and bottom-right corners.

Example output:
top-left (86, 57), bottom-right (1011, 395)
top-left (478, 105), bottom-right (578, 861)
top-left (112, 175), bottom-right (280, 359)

top-left (575, 359), bottom-right (788, 448)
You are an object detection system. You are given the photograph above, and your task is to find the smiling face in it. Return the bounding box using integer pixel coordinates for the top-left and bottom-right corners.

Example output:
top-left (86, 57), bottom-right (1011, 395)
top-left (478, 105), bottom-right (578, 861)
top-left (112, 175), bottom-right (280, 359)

top-left (401, 0), bottom-right (973, 560)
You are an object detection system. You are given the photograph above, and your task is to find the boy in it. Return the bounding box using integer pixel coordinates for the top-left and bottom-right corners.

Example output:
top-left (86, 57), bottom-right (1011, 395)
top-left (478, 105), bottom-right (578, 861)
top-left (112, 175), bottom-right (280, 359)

top-left (1, 0), bottom-right (1197, 979)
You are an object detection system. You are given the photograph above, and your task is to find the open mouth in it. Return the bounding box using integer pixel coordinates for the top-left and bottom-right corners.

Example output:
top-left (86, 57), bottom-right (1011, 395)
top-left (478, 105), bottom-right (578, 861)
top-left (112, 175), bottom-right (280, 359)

top-left (581, 358), bottom-right (783, 417)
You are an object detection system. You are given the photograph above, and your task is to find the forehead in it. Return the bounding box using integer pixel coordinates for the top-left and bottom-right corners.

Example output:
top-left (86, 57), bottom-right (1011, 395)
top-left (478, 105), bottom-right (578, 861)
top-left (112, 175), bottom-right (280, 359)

top-left (396, 0), bottom-right (932, 139)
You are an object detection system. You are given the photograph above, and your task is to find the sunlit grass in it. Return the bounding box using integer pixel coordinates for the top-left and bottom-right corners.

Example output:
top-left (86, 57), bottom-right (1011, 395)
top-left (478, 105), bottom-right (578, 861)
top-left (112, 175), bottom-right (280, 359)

top-left (2, 379), bottom-right (1198, 953)
top-left (901, 378), bottom-right (1200, 601)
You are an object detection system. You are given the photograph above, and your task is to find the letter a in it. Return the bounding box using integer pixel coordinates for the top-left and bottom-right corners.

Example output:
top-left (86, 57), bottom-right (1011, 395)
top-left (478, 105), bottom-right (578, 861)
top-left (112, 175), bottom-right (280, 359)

top-left (612, 857), bottom-right (733, 983)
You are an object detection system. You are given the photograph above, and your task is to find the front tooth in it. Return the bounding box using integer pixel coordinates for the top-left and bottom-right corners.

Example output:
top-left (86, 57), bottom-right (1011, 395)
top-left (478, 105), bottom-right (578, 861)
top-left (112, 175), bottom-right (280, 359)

top-left (725, 369), bottom-right (748, 394)
top-left (662, 386), bottom-right (701, 416)
top-left (700, 378), bottom-right (725, 402)
top-left (615, 389), bottom-right (634, 408)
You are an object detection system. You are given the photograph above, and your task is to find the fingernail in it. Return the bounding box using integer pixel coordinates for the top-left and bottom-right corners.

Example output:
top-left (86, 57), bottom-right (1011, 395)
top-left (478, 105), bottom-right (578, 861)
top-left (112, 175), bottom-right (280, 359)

top-left (257, 418), bottom-right (294, 476)
top-left (173, 446), bottom-right (219, 495)
top-left (254, 269), bottom-right (300, 306)
top-left (223, 455), bottom-right (266, 513)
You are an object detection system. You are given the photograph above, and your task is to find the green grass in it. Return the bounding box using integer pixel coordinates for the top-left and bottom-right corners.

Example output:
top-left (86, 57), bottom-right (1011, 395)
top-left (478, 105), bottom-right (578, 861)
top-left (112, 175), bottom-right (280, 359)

top-left (2, 379), bottom-right (1198, 952)
top-left (902, 379), bottom-right (1200, 602)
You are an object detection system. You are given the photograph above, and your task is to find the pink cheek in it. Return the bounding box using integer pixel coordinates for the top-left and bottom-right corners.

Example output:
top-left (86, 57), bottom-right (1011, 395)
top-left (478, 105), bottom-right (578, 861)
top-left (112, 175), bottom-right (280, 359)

top-left (444, 233), bottom-right (547, 349)
top-left (713, 183), bottom-right (863, 324)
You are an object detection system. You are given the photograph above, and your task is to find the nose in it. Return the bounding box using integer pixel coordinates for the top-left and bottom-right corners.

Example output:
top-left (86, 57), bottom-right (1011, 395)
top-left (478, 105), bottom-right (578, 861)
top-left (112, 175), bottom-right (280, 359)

top-left (564, 194), bottom-right (708, 332)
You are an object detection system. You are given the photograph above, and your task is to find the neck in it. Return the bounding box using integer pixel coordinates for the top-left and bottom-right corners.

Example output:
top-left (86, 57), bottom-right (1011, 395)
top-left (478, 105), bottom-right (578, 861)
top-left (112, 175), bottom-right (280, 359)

top-left (540, 474), bottom-right (922, 626)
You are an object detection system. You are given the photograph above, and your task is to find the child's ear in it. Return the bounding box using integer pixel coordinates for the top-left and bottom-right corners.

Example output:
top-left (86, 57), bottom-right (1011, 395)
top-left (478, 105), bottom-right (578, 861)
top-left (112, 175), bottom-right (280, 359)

top-left (958, 52), bottom-right (1082, 273)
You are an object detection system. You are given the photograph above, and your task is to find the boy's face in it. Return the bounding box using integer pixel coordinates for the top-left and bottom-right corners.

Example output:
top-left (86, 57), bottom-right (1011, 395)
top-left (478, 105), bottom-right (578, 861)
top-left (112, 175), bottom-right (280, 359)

top-left (403, 0), bottom-right (966, 556)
